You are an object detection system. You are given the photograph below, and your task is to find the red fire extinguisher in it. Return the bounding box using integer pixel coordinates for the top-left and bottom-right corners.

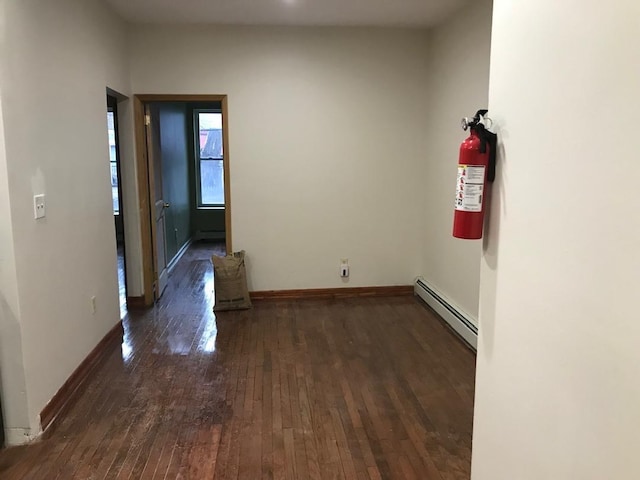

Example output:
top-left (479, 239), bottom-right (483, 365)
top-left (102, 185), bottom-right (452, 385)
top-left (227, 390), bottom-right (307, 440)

top-left (453, 109), bottom-right (497, 240)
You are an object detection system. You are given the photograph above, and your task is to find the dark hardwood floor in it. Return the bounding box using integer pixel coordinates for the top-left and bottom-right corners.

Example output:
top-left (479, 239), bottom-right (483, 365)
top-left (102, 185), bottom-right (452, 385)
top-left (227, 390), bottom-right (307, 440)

top-left (0, 242), bottom-right (476, 479)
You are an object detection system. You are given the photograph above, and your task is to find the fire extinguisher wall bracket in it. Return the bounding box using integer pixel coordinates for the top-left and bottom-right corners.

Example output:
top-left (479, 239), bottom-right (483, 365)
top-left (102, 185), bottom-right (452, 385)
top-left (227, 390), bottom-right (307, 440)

top-left (452, 109), bottom-right (498, 240)
top-left (460, 110), bottom-right (497, 182)
top-left (474, 124), bottom-right (498, 182)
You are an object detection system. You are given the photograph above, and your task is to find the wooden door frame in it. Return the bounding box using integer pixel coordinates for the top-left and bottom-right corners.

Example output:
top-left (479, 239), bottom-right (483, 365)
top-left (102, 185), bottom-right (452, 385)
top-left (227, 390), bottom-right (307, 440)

top-left (134, 94), bottom-right (233, 306)
top-left (107, 94), bottom-right (128, 300)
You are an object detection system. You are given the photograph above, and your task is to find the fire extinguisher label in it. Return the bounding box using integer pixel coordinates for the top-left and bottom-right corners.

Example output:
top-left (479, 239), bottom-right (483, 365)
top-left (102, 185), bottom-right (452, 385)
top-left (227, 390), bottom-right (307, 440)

top-left (455, 165), bottom-right (485, 212)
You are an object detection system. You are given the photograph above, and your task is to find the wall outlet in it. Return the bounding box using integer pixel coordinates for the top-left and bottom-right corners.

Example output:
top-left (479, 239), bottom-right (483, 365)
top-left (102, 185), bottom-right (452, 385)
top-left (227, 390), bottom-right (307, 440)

top-left (340, 264), bottom-right (350, 278)
top-left (33, 194), bottom-right (46, 219)
top-left (90, 296), bottom-right (97, 314)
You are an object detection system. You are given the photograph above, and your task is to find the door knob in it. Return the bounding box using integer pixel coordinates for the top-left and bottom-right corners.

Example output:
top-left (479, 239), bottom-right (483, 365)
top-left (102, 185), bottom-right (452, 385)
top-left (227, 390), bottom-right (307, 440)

top-left (164, 203), bottom-right (170, 208)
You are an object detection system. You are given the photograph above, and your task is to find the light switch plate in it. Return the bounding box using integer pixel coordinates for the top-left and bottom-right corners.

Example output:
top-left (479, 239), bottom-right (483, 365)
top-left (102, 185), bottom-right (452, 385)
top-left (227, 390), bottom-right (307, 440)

top-left (34, 194), bottom-right (46, 219)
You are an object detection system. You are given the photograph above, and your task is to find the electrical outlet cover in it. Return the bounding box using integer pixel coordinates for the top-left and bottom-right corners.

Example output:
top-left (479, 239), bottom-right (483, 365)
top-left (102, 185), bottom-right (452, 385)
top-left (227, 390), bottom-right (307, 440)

top-left (34, 194), bottom-right (46, 219)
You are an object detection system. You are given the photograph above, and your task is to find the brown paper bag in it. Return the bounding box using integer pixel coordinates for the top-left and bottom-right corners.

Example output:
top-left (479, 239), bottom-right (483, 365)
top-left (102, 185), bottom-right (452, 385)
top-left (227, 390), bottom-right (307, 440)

top-left (211, 251), bottom-right (252, 311)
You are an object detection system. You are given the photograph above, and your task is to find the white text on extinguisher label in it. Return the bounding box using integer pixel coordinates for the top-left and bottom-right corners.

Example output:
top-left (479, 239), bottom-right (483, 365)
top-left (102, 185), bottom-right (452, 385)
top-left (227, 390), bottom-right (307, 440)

top-left (455, 165), bottom-right (485, 212)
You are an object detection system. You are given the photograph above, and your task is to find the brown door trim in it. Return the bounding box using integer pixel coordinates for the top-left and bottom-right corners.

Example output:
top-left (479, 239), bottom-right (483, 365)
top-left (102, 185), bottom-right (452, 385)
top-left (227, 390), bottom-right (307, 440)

top-left (134, 94), bottom-right (233, 306)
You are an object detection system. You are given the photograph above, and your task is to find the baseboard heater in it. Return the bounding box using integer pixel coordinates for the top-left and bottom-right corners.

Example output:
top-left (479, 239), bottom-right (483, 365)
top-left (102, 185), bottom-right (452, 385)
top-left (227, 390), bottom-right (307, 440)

top-left (195, 231), bottom-right (226, 241)
top-left (414, 277), bottom-right (477, 350)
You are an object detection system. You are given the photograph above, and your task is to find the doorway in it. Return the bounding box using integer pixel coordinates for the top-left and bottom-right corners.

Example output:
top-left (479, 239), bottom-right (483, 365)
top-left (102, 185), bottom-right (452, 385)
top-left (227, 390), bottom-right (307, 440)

top-left (134, 95), bottom-right (232, 306)
top-left (107, 94), bottom-right (128, 316)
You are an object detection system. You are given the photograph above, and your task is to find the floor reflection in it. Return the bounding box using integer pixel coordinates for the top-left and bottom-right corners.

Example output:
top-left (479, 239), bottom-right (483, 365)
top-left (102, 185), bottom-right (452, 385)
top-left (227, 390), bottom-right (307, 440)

top-left (117, 243), bottom-right (127, 319)
top-left (198, 314), bottom-right (218, 353)
top-left (120, 336), bottom-right (133, 363)
top-left (121, 241), bottom-right (226, 360)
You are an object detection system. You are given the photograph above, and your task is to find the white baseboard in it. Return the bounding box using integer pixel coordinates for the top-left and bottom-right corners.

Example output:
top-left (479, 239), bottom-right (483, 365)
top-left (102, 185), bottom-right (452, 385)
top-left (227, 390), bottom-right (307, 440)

top-left (414, 277), bottom-right (477, 350)
top-left (5, 425), bottom-right (41, 446)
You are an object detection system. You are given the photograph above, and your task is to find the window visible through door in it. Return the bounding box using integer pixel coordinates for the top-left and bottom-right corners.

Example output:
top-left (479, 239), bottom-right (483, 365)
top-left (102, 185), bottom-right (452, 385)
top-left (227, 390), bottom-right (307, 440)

top-left (107, 110), bottom-right (119, 215)
top-left (195, 110), bottom-right (224, 207)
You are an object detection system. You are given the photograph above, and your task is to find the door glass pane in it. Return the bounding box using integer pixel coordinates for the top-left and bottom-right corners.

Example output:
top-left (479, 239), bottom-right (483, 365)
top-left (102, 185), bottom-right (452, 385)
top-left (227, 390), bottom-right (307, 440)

top-left (198, 112), bottom-right (224, 205)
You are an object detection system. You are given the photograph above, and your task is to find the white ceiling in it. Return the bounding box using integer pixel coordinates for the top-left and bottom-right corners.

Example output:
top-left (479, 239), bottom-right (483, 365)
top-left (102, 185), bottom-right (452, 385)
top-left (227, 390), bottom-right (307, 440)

top-left (104, 0), bottom-right (469, 27)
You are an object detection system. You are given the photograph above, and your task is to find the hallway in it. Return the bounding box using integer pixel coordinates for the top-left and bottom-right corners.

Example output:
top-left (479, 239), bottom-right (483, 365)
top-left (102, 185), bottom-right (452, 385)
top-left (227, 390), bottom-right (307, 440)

top-left (0, 243), bottom-right (475, 479)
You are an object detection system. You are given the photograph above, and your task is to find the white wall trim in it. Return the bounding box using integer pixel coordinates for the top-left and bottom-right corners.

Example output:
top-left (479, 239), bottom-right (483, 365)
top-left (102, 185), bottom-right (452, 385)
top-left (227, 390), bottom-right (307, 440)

top-left (414, 277), bottom-right (477, 350)
top-left (5, 425), bottom-right (42, 446)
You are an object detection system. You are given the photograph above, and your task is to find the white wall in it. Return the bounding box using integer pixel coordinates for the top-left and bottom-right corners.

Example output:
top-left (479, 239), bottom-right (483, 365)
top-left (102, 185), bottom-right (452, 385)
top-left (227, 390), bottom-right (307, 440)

top-left (129, 26), bottom-right (431, 291)
top-left (0, 0), bottom-right (132, 443)
top-left (472, 1), bottom-right (640, 478)
top-left (420, 0), bottom-right (492, 321)
top-left (0, 80), bottom-right (32, 443)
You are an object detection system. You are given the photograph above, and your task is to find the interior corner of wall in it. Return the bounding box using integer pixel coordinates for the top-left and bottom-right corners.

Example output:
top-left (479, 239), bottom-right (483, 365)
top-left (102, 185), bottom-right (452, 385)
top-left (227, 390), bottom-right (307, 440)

top-left (30, 413), bottom-right (43, 437)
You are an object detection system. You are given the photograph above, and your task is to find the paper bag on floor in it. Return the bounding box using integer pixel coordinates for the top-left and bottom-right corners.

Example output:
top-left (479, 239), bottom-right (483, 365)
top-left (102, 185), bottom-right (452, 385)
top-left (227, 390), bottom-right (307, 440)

top-left (211, 250), bottom-right (252, 311)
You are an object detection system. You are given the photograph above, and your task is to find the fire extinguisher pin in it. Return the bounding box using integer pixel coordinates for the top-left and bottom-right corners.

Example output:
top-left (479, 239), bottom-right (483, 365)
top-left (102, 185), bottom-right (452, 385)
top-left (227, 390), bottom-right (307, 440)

top-left (461, 110), bottom-right (492, 131)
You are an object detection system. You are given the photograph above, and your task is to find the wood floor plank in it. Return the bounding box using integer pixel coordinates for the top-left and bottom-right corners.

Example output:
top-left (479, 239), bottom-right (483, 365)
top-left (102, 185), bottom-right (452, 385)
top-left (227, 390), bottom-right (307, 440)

top-left (261, 351), bottom-right (274, 480)
top-left (0, 242), bottom-right (476, 480)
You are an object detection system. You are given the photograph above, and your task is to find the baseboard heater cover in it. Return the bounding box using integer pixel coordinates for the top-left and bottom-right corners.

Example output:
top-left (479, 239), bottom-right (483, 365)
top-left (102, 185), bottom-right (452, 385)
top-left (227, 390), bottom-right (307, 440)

top-left (414, 277), bottom-right (477, 350)
top-left (195, 231), bottom-right (226, 241)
